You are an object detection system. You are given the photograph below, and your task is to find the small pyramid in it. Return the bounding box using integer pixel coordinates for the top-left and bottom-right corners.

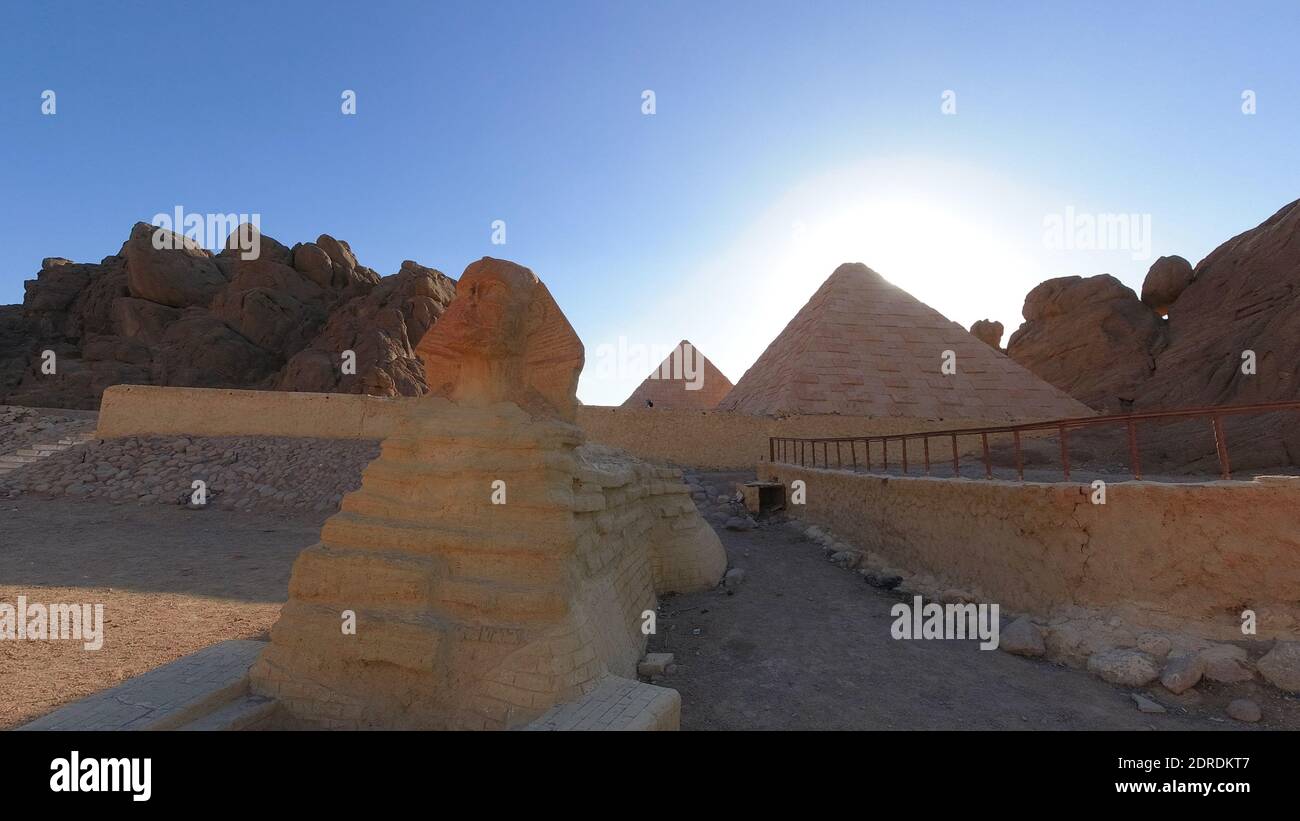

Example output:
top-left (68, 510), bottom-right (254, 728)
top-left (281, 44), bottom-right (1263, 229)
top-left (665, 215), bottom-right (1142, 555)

top-left (717, 263), bottom-right (1091, 419)
top-left (620, 340), bottom-right (734, 410)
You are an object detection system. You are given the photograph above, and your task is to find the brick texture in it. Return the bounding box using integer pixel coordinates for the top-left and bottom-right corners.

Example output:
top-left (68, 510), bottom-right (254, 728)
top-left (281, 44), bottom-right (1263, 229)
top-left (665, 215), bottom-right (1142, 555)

top-left (718, 263), bottom-right (1092, 419)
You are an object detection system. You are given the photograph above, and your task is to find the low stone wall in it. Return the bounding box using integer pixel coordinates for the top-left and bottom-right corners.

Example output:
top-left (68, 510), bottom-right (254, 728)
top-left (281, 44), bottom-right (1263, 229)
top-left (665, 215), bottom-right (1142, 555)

top-left (765, 463), bottom-right (1300, 640)
top-left (96, 385), bottom-right (1011, 470)
top-left (98, 385), bottom-right (404, 440)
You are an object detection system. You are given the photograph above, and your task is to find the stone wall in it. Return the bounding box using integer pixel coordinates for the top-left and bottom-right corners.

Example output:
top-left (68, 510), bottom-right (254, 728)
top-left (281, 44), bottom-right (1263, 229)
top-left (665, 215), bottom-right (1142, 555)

top-left (98, 385), bottom-right (403, 440)
top-left (764, 462), bottom-right (1300, 640)
top-left (96, 385), bottom-right (1016, 469)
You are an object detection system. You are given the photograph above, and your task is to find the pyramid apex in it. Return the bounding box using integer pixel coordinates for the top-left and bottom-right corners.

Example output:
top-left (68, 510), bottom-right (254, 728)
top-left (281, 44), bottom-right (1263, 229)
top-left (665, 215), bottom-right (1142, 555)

top-left (829, 262), bottom-right (883, 280)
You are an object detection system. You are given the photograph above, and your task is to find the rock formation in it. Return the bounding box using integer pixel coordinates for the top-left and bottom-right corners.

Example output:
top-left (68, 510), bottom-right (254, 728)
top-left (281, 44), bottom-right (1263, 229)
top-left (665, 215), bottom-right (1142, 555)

top-left (1007, 199), bottom-right (1300, 468)
top-left (969, 319), bottom-right (1004, 350)
top-left (0, 223), bottom-right (456, 410)
top-left (1140, 254), bottom-right (1194, 316)
top-left (620, 340), bottom-right (734, 410)
top-left (249, 257), bottom-right (726, 729)
top-left (1006, 275), bottom-right (1165, 412)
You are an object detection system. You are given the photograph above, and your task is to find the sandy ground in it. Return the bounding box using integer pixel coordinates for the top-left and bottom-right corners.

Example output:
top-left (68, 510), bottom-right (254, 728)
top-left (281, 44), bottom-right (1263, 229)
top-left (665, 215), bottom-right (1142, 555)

top-left (0, 497), bottom-right (324, 729)
top-left (3, 484), bottom-right (1296, 731)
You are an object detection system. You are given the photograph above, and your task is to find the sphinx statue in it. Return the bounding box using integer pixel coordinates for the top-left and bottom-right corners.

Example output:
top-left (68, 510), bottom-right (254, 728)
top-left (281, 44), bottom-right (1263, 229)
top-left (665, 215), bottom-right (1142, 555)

top-left (417, 257), bottom-right (583, 421)
top-left (249, 257), bottom-right (725, 729)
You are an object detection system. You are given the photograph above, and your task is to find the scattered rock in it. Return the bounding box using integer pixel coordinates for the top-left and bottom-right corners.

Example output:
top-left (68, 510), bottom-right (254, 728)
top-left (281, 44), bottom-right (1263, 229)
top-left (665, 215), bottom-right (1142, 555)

top-left (1086, 649), bottom-right (1161, 687)
top-left (636, 652), bottom-right (676, 678)
top-left (941, 588), bottom-right (974, 605)
top-left (829, 550), bottom-right (862, 570)
top-left (1257, 640), bottom-right (1300, 693)
top-left (1225, 698), bottom-right (1261, 723)
top-left (1199, 644), bottom-right (1254, 684)
top-left (1136, 633), bottom-right (1173, 659)
top-left (1159, 653), bottom-right (1205, 694)
top-left (1131, 693), bottom-right (1166, 714)
top-left (723, 568), bottom-right (746, 588)
top-left (863, 572), bottom-right (903, 591)
top-left (724, 516), bottom-right (754, 531)
top-left (1000, 617), bottom-right (1046, 657)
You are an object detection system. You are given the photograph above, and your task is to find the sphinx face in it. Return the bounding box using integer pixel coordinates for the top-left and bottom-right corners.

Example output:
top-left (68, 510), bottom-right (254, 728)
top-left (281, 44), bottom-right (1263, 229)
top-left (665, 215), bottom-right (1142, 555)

top-left (439, 263), bottom-right (535, 358)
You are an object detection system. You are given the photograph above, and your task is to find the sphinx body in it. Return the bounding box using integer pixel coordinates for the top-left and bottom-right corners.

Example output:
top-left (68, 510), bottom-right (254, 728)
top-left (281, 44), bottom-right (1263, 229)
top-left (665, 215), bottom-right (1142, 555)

top-left (249, 258), bottom-right (725, 728)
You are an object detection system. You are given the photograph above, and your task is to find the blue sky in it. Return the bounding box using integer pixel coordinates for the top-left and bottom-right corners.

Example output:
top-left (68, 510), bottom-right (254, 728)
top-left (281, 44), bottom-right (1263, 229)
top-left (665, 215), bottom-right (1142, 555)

top-left (1, 0), bottom-right (1297, 404)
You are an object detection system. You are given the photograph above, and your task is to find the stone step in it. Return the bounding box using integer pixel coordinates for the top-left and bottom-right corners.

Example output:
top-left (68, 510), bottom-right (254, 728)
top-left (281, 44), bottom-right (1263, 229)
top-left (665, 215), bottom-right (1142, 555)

top-left (0, 454), bottom-right (38, 464)
top-left (18, 639), bottom-right (265, 731)
top-left (16, 448), bottom-right (57, 457)
top-left (178, 694), bottom-right (279, 731)
top-left (521, 675), bottom-right (680, 731)
top-left (58, 434), bottom-right (96, 445)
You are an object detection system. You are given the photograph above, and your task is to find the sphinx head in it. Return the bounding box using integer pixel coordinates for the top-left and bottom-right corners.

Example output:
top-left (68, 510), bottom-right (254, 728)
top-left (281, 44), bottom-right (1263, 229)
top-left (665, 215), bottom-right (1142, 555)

top-left (416, 257), bottom-right (583, 420)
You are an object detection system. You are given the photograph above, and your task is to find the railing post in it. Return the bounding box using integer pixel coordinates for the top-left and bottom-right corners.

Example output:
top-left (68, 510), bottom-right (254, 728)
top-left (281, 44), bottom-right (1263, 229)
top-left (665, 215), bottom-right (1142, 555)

top-left (1127, 420), bottom-right (1141, 480)
top-left (1013, 430), bottom-right (1023, 481)
top-left (850, 439), bottom-right (857, 469)
top-left (981, 432), bottom-right (992, 479)
top-left (1059, 425), bottom-right (1071, 482)
top-left (951, 434), bottom-right (959, 477)
top-left (1212, 416), bottom-right (1231, 479)
top-left (923, 437), bottom-right (930, 475)
top-left (902, 438), bottom-right (908, 474)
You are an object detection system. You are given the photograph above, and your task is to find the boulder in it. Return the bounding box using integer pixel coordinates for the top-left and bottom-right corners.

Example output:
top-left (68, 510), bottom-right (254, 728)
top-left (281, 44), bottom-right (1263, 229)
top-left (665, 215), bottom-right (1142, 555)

top-left (1198, 644), bottom-right (1253, 684)
top-left (1158, 653), bottom-right (1204, 694)
top-left (274, 259), bottom-right (455, 396)
top-left (1257, 640), bottom-right (1300, 693)
top-left (1086, 648), bottom-right (1160, 687)
top-left (1226, 698), bottom-right (1261, 723)
top-left (122, 222), bottom-right (227, 309)
top-left (969, 319), bottom-right (1004, 349)
top-left (1140, 254), bottom-right (1194, 315)
top-left (1006, 275), bottom-right (1164, 412)
top-left (999, 617), bottom-right (1046, 657)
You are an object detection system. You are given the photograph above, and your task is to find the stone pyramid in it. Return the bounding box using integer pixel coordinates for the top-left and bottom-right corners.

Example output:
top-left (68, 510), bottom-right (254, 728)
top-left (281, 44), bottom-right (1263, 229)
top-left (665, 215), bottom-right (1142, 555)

top-left (620, 340), bottom-right (734, 410)
top-left (717, 263), bottom-right (1092, 419)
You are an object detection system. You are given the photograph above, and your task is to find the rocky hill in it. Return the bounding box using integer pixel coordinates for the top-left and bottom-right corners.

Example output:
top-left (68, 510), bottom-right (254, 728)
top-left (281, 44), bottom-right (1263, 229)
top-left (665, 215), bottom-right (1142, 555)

top-left (1007, 198), bottom-right (1300, 468)
top-left (0, 223), bottom-right (456, 409)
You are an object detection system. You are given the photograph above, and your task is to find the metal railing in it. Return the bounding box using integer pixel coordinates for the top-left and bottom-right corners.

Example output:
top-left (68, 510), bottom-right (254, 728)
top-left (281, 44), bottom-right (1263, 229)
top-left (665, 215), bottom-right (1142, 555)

top-left (768, 400), bottom-right (1300, 481)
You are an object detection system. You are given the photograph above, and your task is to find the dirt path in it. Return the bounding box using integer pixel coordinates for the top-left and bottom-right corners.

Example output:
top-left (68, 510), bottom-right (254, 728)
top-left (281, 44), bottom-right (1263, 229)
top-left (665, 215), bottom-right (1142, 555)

top-left (651, 472), bottom-right (1296, 730)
